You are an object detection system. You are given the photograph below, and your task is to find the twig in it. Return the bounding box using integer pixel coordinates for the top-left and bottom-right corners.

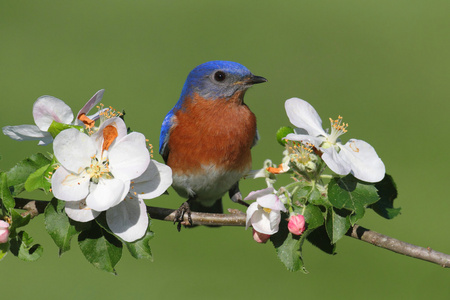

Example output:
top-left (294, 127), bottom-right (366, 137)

top-left (10, 198), bottom-right (450, 268)
top-left (347, 224), bottom-right (450, 268)
top-left (146, 206), bottom-right (246, 226)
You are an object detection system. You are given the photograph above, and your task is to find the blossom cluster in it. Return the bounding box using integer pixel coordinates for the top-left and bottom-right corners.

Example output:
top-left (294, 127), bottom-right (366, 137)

top-left (245, 97), bottom-right (385, 243)
top-left (2, 90), bottom-right (172, 242)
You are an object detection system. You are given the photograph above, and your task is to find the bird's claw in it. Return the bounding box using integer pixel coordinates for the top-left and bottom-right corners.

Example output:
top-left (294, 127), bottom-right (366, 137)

top-left (229, 182), bottom-right (249, 207)
top-left (174, 201), bottom-right (192, 231)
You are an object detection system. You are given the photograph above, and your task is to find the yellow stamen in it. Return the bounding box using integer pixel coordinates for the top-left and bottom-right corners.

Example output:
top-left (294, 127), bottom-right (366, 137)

top-left (263, 207), bottom-right (272, 214)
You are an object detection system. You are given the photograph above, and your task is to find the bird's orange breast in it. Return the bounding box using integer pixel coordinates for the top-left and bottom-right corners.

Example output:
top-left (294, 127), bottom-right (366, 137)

top-left (166, 92), bottom-right (257, 175)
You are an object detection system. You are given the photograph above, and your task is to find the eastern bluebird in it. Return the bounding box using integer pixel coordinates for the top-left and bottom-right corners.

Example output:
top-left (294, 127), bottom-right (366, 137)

top-left (159, 61), bottom-right (267, 227)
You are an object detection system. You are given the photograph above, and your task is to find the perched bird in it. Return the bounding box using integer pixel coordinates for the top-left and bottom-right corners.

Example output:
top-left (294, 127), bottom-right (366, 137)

top-left (159, 61), bottom-right (267, 227)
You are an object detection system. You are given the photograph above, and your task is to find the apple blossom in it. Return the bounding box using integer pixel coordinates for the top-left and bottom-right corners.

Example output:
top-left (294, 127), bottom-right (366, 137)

top-left (2, 90), bottom-right (104, 145)
top-left (0, 221), bottom-right (10, 244)
top-left (288, 214), bottom-right (306, 236)
top-left (245, 187), bottom-right (287, 235)
top-left (284, 97), bottom-right (385, 183)
top-left (51, 117), bottom-right (170, 242)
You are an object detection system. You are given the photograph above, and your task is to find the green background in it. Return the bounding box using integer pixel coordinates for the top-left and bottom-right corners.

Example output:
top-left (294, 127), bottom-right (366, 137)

top-left (1, 1), bottom-right (449, 299)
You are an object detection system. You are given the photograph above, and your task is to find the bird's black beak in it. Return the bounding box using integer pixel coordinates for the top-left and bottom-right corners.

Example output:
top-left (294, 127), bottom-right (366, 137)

top-left (246, 75), bottom-right (268, 85)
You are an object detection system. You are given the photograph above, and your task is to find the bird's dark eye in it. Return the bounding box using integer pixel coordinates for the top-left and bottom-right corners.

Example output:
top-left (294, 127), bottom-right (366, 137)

top-left (214, 71), bottom-right (226, 82)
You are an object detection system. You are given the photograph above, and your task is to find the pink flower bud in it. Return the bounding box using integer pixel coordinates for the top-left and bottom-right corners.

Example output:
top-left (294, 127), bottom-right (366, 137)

top-left (252, 228), bottom-right (271, 243)
top-left (288, 214), bottom-right (306, 235)
top-left (0, 220), bottom-right (10, 244)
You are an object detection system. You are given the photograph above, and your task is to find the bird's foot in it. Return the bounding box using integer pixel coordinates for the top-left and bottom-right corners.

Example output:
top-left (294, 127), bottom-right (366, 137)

top-left (229, 187), bottom-right (249, 207)
top-left (173, 201), bottom-right (193, 231)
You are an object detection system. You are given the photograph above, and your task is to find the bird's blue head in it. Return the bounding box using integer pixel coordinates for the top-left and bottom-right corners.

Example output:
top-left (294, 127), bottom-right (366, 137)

top-left (178, 60), bottom-right (267, 101)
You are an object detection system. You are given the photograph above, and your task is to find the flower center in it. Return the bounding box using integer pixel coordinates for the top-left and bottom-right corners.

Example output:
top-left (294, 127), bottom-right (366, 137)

top-left (263, 207), bottom-right (272, 214)
top-left (324, 115), bottom-right (348, 146)
top-left (86, 156), bottom-right (113, 184)
top-left (85, 125), bottom-right (118, 184)
top-left (288, 141), bottom-right (313, 164)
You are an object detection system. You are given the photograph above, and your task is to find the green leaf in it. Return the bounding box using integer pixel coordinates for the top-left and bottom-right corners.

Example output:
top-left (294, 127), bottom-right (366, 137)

top-left (94, 212), bottom-right (113, 234)
top-left (369, 174), bottom-right (401, 219)
top-left (328, 175), bottom-right (379, 224)
top-left (325, 208), bottom-right (351, 244)
top-left (294, 184), bottom-right (328, 206)
top-left (9, 231), bottom-right (43, 262)
top-left (47, 121), bottom-right (83, 138)
top-left (349, 207), bottom-right (365, 225)
top-left (6, 153), bottom-right (52, 196)
top-left (9, 209), bottom-right (31, 238)
top-left (276, 235), bottom-right (307, 273)
top-left (24, 164), bottom-right (51, 192)
top-left (276, 126), bottom-right (295, 146)
top-left (0, 242), bottom-right (9, 261)
top-left (78, 222), bottom-right (123, 274)
top-left (306, 225), bottom-right (336, 254)
top-left (301, 204), bottom-right (324, 230)
top-left (125, 221), bottom-right (154, 260)
top-left (1, 172), bottom-right (15, 211)
top-left (270, 215), bottom-right (308, 273)
top-left (44, 198), bottom-right (84, 255)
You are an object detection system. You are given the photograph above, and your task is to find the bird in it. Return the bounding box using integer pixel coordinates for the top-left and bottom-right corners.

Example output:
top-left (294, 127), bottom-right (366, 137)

top-left (159, 60), bottom-right (267, 229)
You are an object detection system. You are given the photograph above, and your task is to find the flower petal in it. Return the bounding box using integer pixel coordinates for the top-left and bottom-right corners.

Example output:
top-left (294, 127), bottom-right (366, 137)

top-left (106, 196), bottom-right (148, 242)
top-left (321, 146), bottom-right (352, 176)
top-left (2, 125), bottom-right (53, 145)
top-left (51, 167), bottom-right (90, 201)
top-left (65, 199), bottom-right (100, 222)
top-left (245, 202), bottom-right (259, 229)
top-left (252, 229), bottom-right (271, 243)
top-left (0, 221), bottom-right (9, 229)
top-left (85, 108), bottom-right (108, 122)
top-left (133, 160), bottom-right (172, 199)
top-left (285, 98), bottom-right (326, 137)
top-left (339, 139), bottom-right (386, 182)
top-left (244, 168), bottom-right (267, 179)
top-left (244, 187), bottom-right (275, 201)
top-left (256, 194), bottom-right (286, 212)
top-left (33, 96), bottom-right (74, 131)
top-left (86, 178), bottom-right (126, 212)
top-left (91, 117), bottom-right (128, 150)
top-left (0, 221), bottom-right (9, 244)
top-left (284, 132), bottom-right (324, 148)
top-left (53, 128), bottom-right (97, 173)
top-left (75, 89), bottom-right (105, 121)
top-left (268, 210), bottom-right (282, 232)
top-left (108, 132), bottom-right (150, 181)
top-left (251, 209), bottom-right (279, 235)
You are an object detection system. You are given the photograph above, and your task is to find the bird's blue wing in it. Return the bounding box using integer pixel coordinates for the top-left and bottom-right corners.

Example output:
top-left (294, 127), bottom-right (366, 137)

top-left (252, 127), bottom-right (260, 148)
top-left (159, 109), bottom-right (176, 162)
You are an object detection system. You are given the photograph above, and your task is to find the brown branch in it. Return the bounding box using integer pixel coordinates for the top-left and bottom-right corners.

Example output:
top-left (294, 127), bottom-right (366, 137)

top-left (10, 198), bottom-right (450, 268)
top-left (146, 206), bottom-right (246, 226)
top-left (347, 224), bottom-right (450, 268)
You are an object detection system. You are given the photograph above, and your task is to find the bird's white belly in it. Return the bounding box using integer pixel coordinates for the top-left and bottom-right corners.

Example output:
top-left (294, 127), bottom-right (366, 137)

top-left (172, 164), bottom-right (246, 206)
